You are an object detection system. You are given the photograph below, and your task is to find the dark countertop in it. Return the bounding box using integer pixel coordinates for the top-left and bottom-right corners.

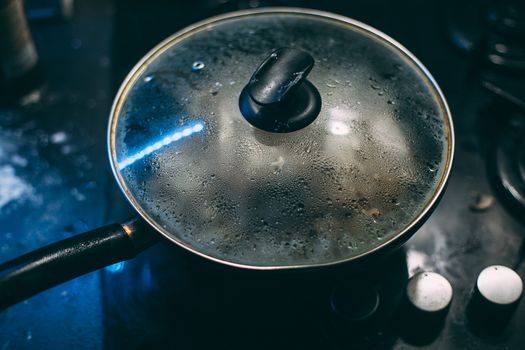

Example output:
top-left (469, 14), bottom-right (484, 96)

top-left (0, 1), bottom-right (114, 348)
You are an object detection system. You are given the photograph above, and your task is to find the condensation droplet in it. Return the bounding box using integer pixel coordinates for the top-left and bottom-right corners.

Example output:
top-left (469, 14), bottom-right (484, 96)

top-left (144, 74), bottom-right (154, 82)
top-left (192, 61), bottom-right (205, 71)
top-left (271, 156), bottom-right (285, 174)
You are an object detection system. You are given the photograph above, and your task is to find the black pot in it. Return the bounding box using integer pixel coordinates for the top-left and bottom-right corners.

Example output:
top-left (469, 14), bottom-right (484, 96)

top-left (0, 8), bottom-right (454, 309)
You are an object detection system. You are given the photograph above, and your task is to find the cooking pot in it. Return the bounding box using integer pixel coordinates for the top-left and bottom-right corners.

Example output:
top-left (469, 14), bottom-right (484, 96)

top-left (0, 8), bottom-right (454, 309)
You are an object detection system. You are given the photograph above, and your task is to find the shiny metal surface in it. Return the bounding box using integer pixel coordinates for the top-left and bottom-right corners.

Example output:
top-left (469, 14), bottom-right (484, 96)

top-left (109, 8), bottom-right (454, 269)
top-left (0, 0), bottom-right (38, 82)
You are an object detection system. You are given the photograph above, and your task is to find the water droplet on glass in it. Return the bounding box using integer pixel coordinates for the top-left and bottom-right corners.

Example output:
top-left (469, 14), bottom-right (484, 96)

top-left (387, 100), bottom-right (395, 105)
top-left (192, 61), bottom-right (205, 71)
top-left (371, 84), bottom-right (380, 90)
top-left (271, 156), bottom-right (285, 174)
top-left (144, 74), bottom-right (154, 82)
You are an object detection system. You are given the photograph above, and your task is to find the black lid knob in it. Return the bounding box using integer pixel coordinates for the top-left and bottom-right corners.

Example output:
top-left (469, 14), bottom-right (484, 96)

top-left (239, 48), bottom-right (321, 133)
top-left (466, 265), bottom-right (522, 335)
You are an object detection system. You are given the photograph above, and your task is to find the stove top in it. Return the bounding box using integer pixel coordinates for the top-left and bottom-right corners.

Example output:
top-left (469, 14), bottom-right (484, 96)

top-left (1, 0), bottom-right (525, 349)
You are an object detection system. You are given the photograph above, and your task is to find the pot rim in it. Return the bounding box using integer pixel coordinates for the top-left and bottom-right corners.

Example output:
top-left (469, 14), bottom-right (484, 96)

top-left (107, 7), bottom-right (455, 270)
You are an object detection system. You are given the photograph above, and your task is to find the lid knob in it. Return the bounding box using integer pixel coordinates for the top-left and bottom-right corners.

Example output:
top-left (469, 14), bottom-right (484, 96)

top-left (239, 48), bottom-right (321, 133)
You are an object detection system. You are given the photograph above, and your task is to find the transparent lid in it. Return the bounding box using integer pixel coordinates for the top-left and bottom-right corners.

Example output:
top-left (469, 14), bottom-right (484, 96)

top-left (109, 9), bottom-right (453, 269)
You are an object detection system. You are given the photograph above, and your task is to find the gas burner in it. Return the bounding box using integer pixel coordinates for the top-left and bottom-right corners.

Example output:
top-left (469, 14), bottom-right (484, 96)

top-left (447, 0), bottom-right (525, 72)
top-left (489, 111), bottom-right (525, 221)
top-left (484, 0), bottom-right (525, 72)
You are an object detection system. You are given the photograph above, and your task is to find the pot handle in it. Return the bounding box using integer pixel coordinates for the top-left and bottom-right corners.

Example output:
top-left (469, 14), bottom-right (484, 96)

top-left (0, 218), bottom-right (157, 309)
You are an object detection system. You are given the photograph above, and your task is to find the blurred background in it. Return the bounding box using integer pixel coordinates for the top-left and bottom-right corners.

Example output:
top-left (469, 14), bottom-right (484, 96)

top-left (1, 0), bottom-right (525, 349)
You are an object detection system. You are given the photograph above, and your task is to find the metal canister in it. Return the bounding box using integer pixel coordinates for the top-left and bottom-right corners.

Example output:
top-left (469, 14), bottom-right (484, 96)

top-left (0, 0), bottom-right (39, 92)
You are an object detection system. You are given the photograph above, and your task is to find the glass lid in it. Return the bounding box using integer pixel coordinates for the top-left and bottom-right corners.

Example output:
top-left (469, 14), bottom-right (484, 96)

top-left (109, 8), bottom-right (453, 269)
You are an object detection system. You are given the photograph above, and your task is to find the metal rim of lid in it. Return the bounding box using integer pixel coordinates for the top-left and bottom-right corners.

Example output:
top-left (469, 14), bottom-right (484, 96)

top-left (407, 271), bottom-right (453, 312)
top-left (107, 7), bottom-right (455, 270)
top-left (477, 265), bottom-right (523, 305)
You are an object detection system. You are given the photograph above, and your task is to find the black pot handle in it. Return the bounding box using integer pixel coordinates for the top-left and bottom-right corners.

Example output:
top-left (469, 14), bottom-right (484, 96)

top-left (0, 218), bottom-right (157, 309)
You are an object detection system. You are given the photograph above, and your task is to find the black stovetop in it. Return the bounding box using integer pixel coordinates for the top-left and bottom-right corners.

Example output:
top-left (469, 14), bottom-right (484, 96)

top-left (1, 0), bottom-right (525, 349)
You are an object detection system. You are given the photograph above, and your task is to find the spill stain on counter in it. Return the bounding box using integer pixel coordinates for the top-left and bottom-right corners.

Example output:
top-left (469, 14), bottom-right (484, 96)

top-left (0, 165), bottom-right (34, 210)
